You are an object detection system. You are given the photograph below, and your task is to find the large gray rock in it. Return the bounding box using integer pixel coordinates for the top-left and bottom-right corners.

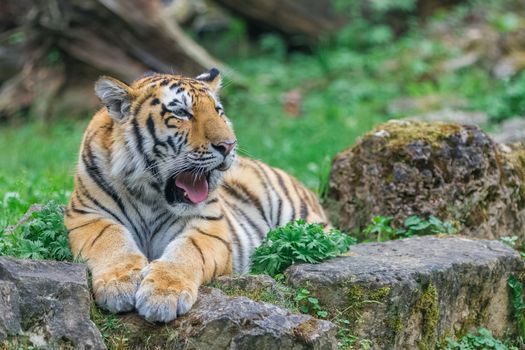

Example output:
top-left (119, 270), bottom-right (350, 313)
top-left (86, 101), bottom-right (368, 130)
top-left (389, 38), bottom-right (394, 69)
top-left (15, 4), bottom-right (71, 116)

top-left (0, 257), bottom-right (105, 349)
top-left (120, 283), bottom-right (337, 350)
top-left (326, 120), bottom-right (525, 243)
top-left (285, 236), bottom-right (525, 350)
top-left (0, 256), bottom-right (336, 350)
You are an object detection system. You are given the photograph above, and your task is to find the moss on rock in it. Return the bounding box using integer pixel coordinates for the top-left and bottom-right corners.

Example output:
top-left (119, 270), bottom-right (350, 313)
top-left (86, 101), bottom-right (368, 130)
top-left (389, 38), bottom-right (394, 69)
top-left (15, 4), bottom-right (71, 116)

top-left (386, 310), bottom-right (403, 335)
top-left (370, 121), bottom-right (462, 152)
top-left (336, 283), bottom-right (392, 328)
top-left (209, 274), bottom-right (297, 311)
top-left (415, 283), bottom-right (439, 350)
top-left (285, 236), bottom-right (524, 349)
top-left (500, 143), bottom-right (525, 208)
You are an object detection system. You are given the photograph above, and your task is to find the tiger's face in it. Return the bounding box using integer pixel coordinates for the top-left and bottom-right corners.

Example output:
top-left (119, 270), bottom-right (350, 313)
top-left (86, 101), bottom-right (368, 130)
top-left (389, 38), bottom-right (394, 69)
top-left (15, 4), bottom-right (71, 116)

top-left (94, 69), bottom-right (236, 212)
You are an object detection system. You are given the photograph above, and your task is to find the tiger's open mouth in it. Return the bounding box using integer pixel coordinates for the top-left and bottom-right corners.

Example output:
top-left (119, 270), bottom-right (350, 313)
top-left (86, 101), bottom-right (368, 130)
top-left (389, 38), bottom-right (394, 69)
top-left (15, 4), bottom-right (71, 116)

top-left (165, 171), bottom-right (211, 205)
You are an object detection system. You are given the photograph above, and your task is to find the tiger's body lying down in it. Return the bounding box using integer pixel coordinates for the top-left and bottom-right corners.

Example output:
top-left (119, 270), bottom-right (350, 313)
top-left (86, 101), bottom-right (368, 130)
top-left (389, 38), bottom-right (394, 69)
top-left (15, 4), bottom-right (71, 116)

top-left (64, 69), bottom-right (328, 322)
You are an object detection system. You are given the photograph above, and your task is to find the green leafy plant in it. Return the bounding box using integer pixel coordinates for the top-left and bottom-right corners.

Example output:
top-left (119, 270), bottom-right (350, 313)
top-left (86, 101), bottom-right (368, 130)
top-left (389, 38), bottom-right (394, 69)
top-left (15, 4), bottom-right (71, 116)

top-left (500, 235), bottom-right (519, 247)
top-left (294, 288), bottom-right (328, 318)
top-left (401, 215), bottom-right (456, 237)
top-left (334, 317), bottom-right (372, 350)
top-left (335, 318), bottom-right (357, 349)
top-left (363, 215), bottom-right (456, 242)
top-left (508, 275), bottom-right (525, 340)
top-left (363, 216), bottom-right (396, 241)
top-left (0, 201), bottom-right (72, 261)
top-left (250, 220), bottom-right (356, 276)
top-left (445, 327), bottom-right (518, 350)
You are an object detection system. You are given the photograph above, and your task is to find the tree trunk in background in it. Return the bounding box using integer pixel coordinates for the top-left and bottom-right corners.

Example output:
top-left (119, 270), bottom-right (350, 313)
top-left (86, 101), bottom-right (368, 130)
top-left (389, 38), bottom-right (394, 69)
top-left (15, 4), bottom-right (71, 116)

top-left (213, 0), bottom-right (346, 43)
top-left (212, 0), bottom-right (467, 43)
top-left (0, 0), bottom-right (228, 120)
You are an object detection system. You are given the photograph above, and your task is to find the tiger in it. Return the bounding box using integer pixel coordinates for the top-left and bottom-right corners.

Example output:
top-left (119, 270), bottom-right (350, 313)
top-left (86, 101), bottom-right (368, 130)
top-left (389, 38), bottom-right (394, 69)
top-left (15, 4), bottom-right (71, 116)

top-left (64, 68), bottom-right (328, 323)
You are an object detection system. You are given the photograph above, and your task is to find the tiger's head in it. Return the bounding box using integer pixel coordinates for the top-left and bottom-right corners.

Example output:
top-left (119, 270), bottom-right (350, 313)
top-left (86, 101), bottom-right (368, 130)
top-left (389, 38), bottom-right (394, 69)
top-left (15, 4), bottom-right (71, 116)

top-left (94, 68), bottom-right (236, 212)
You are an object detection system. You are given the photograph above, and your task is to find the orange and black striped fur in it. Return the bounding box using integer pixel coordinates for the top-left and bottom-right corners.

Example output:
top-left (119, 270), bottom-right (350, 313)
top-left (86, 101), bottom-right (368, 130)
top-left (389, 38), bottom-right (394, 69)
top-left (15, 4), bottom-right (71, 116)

top-left (64, 69), bottom-right (328, 322)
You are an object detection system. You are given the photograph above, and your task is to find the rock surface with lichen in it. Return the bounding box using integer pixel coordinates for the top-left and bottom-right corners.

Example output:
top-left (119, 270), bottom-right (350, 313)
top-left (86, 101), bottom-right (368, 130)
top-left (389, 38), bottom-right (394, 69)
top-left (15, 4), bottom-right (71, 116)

top-left (0, 257), bottom-right (105, 349)
top-left (326, 120), bottom-right (525, 242)
top-left (0, 257), bottom-right (337, 350)
top-left (118, 284), bottom-right (337, 350)
top-left (285, 236), bottom-right (524, 349)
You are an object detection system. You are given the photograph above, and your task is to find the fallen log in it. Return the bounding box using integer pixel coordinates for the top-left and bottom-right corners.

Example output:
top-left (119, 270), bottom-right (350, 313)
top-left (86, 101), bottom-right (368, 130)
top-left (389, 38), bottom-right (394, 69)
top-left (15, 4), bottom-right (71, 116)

top-left (0, 0), bottom-right (229, 120)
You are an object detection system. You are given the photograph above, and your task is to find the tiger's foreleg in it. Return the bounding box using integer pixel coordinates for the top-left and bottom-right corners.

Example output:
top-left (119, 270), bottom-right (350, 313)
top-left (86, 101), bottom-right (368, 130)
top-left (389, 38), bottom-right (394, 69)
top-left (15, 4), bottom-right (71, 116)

top-left (65, 211), bottom-right (148, 313)
top-left (135, 220), bottom-right (232, 322)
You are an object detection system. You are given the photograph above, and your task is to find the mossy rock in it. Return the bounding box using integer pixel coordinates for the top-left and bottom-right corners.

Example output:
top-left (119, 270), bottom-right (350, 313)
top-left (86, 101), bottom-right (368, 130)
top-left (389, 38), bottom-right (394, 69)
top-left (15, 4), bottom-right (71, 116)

top-left (326, 120), bottom-right (525, 242)
top-left (285, 236), bottom-right (524, 349)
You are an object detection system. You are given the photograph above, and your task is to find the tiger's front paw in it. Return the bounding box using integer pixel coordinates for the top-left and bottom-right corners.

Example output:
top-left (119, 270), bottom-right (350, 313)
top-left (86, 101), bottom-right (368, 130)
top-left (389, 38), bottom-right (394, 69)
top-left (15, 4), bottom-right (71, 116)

top-left (92, 254), bottom-right (148, 313)
top-left (135, 260), bottom-right (199, 323)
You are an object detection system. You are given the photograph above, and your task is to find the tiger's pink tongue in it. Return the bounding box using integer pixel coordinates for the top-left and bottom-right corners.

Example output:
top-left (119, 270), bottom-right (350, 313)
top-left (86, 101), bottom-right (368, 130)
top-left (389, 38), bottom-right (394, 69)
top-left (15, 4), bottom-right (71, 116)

top-left (175, 172), bottom-right (208, 204)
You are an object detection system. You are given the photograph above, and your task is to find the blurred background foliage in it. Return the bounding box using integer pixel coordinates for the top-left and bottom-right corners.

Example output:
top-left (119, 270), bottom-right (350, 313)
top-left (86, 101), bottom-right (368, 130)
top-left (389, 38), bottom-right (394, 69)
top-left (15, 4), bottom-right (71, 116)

top-left (1, 0), bottom-right (525, 229)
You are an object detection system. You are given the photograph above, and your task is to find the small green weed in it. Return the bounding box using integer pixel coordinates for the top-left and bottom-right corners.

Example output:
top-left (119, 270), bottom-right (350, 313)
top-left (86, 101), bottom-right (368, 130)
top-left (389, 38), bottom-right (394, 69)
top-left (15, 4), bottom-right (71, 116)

top-left (335, 318), bottom-right (358, 350)
top-left (0, 201), bottom-right (72, 261)
top-left (294, 288), bottom-right (328, 318)
top-left (500, 235), bottom-right (519, 248)
top-left (290, 286), bottom-right (371, 347)
top-left (250, 220), bottom-right (356, 276)
top-left (400, 215), bottom-right (456, 237)
top-left (445, 327), bottom-right (518, 350)
top-left (363, 215), bottom-right (456, 242)
top-left (334, 317), bottom-right (372, 350)
top-left (363, 216), bottom-right (396, 241)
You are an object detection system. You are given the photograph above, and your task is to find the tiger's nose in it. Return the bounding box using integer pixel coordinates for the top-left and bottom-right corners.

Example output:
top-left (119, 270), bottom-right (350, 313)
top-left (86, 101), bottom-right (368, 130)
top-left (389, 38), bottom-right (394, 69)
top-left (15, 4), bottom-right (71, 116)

top-left (212, 140), bottom-right (237, 156)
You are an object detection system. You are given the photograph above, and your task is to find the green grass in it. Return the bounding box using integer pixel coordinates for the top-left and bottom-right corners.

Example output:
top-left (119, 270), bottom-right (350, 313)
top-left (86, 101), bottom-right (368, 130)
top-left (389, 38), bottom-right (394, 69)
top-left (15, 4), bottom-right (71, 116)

top-left (90, 305), bottom-right (130, 350)
top-left (2, 1), bottom-right (523, 227)
top-left (0, 120), bottom-right (86, 228)
top-left (219, 40), bottom-right (400, 188)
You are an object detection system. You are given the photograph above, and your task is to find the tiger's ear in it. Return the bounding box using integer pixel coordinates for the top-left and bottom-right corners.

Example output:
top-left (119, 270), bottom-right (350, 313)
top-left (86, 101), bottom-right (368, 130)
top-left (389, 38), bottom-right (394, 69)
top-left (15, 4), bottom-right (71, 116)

top-left (196, 68), bottom-right (221, 94)
top-left (94, 76), bottom-right (134, 121)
